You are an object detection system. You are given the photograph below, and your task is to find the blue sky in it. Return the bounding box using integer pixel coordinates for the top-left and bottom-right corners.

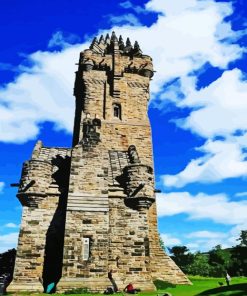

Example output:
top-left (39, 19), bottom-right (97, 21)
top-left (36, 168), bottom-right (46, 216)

top-left (0, 0), bottom-right (247, 253)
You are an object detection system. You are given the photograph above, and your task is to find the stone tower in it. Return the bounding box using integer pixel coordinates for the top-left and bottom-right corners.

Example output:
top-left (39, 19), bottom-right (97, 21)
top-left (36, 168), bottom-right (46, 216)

top-left (9, 33), bottom-right (189, 293)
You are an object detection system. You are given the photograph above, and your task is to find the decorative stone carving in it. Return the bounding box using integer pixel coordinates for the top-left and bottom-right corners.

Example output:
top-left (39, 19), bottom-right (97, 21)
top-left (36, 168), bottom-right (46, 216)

top-left (128, 145), bottom-right (141, 164)
top-left (81, 115), bottom-right (101, 147)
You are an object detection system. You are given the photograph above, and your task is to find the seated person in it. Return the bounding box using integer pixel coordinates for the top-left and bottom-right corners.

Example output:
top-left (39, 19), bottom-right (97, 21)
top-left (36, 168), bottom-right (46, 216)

top-left (124, 283), bottom-right (140, 294)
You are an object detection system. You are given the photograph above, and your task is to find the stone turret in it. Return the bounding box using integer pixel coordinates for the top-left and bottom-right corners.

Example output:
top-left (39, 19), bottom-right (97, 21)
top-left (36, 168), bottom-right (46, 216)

top-left (17, 159), bottom-right (53, 207)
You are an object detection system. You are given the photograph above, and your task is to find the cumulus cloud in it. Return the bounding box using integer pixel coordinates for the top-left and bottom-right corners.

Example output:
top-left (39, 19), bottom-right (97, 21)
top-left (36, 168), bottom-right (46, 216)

top-left (115, 0), bottom-right (243, 95)
top-left (160, 229), bottom-right (241, 251)
top-left (157, 192), bottom-right (247, 250)
top-left (4, 223), bottom-right (19, 228)
top-left (160, 233), bottom-right (181, 247)
top-left (185, 228), bottom-right (246, 251)
top-left (156, 192), bottom-right (247, 225)
top-left (186, 230), bottom-right (227, 239)
top-left (120, 1), bottom-right (148, 14)
top-left (162, 69), bottom-right (247, 187)
top-left (0, 44), bottom-right (86, 143)
top-left (48, 31), bottom-right (81, 49)
top-left (163, 138), bottom-right (247, 187)
top-left (235, 192), bottom-right (247, 197)
top-left (0, 0), bottom-right (244, 143)
top-left (160, 231), bottom-right (232, 251)
top-left (108, 13), bottom-right (141, 26)
top-left (178, 69), bottom-right (247, 138)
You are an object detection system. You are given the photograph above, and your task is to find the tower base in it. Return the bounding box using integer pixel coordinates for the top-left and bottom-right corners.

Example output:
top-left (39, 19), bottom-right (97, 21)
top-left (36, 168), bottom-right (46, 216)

top-left (7, 280), bottom-right (43, 293)
top-left (57, 276), bottom-right (156, 293)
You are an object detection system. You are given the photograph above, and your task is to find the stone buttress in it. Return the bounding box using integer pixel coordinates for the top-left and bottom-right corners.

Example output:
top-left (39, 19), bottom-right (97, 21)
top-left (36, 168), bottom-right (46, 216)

top-left (9, 33), bottom-right (190, 293)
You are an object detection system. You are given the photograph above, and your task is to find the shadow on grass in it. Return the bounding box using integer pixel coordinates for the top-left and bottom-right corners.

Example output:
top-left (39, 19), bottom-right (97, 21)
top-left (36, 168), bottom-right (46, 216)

top-left (153, 279), bottom-right (176, 290)
top-left (196, 283), bottom-right (247, 295)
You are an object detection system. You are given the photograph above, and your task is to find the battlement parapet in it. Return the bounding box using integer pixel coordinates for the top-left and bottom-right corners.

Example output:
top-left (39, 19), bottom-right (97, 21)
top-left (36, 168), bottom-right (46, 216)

top-left (78, 32), bottom-right (154, 79)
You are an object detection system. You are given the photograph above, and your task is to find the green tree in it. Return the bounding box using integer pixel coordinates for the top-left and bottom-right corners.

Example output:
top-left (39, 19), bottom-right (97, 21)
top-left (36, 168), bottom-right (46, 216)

top-left (230, 230), bottom-right (247, 276)
top-left (237, 230), bottom-right (247, 247)
top-left (208, 245), bottom-right (232, 277)
top-left (187, 252), bottom-right (211, 277)
top-left (169, 246), bottom-right (194, 273)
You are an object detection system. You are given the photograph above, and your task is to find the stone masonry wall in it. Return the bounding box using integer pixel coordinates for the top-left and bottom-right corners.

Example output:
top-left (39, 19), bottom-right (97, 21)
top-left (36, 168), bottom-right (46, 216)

top-left (9, 196), bottom-right (60, 292)
top-left (108, 194), bottom-right (155, 290)
top-left (60, 34), bottom-right (190, 291)
top-left (9, 144), bottom-right (71, 292)
top-left (10, 34), bottom-right (190, 293)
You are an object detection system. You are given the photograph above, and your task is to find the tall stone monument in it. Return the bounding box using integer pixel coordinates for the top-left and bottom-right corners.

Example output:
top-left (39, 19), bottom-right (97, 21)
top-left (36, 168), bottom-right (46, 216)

top-left (9, 33), bottom-right (189, 293)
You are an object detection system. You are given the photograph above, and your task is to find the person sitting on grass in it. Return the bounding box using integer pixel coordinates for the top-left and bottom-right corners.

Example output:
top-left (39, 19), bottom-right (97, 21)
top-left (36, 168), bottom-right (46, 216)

top-left (124, 283), bottom-right (140, 294)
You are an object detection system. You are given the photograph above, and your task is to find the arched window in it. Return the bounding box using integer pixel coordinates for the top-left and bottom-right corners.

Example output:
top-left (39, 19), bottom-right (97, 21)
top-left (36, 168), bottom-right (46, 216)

top-left (113, 103), bottom-right (121, 119)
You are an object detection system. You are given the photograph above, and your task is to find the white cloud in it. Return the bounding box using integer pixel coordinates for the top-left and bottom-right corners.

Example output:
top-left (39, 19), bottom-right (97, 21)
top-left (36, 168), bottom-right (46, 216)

top-left (145, 0), bottom-right (231, 16)
top-left (4, 223), bottom-right (19, 228)
top-left (117, 0), bottom-right (243, 95)
top-left (184, 229), bottom-right (245, 251)
top-left (156, 192), bottom-right (247, 225)
top-left (161, 230), bottom-right (242, 251)
top-left (161, 69), bottom-right (247, 187)
top-left (178, 69), bottom-right (247, 139)
top-left (186, 230), bottom-right (227, 239)
top-left (157, 192), bottom-right (247, 251)
top-left (48, 31), bottom-right (80, 49)
top-left (229, 221), bottom-right (247, 243)
top-left (0, 232), bottom-right (18, 253)
top-left (160, 233), bottom-right (181, 246)
top-left (0, 44), bottom-right (86, 143)
top-left (163, 138), bottom-right (247, 187)
top-left (108, 13), bottom-right (141, 26)
top-left (0, 0), bottom-right (244, 143)
top-left (120, 1), bottom-right (147, 14)
top-left (235, 192), bottom-right (247, 197)
top-left (186, 242), bottom-right (200, 251)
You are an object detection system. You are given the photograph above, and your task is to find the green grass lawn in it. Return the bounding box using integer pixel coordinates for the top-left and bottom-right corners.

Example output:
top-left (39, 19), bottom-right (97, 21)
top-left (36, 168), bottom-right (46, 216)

top-left (7, 277), bottom-right (247, 296)
top-left (154, 276), bottom-right (247, 296)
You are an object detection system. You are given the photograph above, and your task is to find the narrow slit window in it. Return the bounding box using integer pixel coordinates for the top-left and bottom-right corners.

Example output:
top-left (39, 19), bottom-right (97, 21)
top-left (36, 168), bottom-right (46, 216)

top-left (83, 237), bottom-right (90, 260)
top-left (113, 104), bottom-right (121, 119)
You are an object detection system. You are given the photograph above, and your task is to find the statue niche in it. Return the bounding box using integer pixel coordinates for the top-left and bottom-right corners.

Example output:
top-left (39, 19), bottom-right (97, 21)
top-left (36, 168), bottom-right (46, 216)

top-left (81, 115), bottom-right (101, 147)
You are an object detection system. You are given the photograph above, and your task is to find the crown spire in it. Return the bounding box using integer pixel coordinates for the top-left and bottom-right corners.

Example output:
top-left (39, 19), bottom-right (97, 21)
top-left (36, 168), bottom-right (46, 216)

top-left (119, 35), bottom-right (125, 51)
top-left (111, 31), bottom-right (118, 42)
top-left (99, 35), bottom-right (104, 43)
top-left (89, 37), bottom-right (98, 50)
top-left (133, 41), bottom-right (142, 56)
top-left (105, 33), bottom-right (110, 44)
top-left (88, 33), bottom-right (143, 56)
